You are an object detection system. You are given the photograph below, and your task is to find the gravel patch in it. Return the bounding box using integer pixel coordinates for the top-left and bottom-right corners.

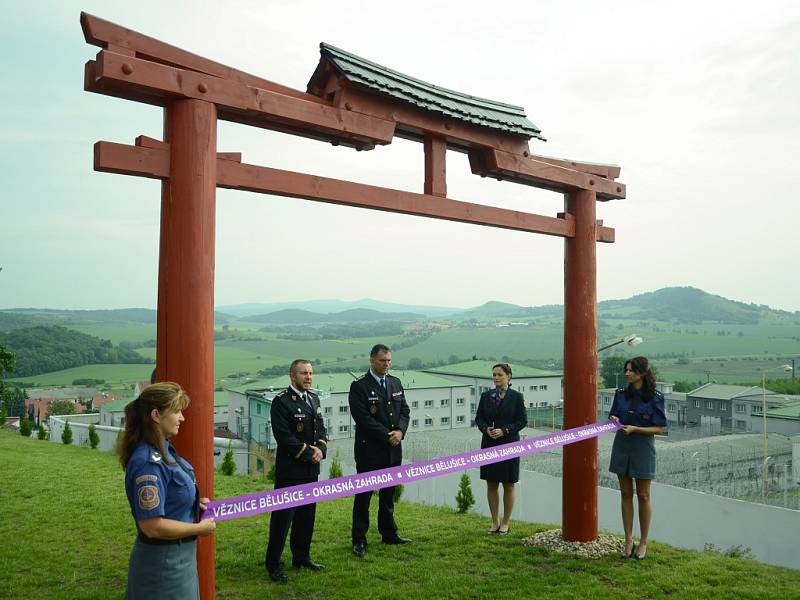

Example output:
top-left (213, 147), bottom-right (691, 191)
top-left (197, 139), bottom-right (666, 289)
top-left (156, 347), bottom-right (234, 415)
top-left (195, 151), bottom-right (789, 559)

top-left (522, 528), bottom-right (624, 559)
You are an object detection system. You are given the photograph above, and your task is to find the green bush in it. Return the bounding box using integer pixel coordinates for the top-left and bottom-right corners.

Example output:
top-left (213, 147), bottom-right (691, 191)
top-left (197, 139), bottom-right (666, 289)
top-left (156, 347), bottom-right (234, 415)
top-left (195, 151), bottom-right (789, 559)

top-left (0, 405), bottom-right (6, 426)
top-left (62, 420), bottom-right (73, 445)
top-left (266, 461), bottom-right (276, 483)
top-left (455, 473), bottom-right (475, 513)
top-left (220, 441), bottom-right (236, 476)
top-left (37, 424), bottom-right (47, 440)
top-left (88, 423), bottom-right (100, 449)
top-left (328, 450), bottom-right (343, 479)
top-left (19, 414), bottom-right (32, 437)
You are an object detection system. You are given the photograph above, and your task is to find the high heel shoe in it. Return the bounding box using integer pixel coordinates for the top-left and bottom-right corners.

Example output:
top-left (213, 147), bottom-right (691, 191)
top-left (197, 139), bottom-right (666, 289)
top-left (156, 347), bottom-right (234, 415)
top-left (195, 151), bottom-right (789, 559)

top-left (635, 543), bottom-right (647, 560)
top-left (621, 541), bottom-right (635, 559)
top-left (487, 525), bottom-right (501, 534)
top-left (497, 526), bottom-right (510, 535)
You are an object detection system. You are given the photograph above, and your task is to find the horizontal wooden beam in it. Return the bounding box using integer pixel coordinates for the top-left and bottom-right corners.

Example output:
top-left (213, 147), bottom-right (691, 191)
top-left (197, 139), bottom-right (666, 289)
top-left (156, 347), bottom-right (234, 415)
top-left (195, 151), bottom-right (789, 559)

top-left (93, 141), bottom-right (615, 242)
top-left (526, 154), bottom-right (620, 180)
top-left (81, 12), bottom-right (309, 101)
top-left (475, 149), bottom-right (626, 200)
top-left (87, 51), bottom-right (396, 148)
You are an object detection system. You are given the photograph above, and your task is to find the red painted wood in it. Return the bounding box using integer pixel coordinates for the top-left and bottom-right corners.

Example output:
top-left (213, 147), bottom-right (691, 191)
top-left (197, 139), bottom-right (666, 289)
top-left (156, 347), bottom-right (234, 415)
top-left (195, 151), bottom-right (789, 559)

top-left (562, 189), bottom-right (598, 542)
top-left (93, 141), bottom-right (621, 242)
top-left (423, 136), bottom-right (447, 197)
top-left (156, 99), bottom-right (217, 599)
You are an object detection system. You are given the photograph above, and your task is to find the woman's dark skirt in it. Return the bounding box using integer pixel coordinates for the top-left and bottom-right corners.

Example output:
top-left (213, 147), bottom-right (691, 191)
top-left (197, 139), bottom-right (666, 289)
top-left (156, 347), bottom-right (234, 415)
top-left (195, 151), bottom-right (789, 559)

top-left (480, 457), bottom-right (520, 483)
top-left (609, 430), bottom-right (657, 480)
top-left (126, 538), bottom-right (199, 600)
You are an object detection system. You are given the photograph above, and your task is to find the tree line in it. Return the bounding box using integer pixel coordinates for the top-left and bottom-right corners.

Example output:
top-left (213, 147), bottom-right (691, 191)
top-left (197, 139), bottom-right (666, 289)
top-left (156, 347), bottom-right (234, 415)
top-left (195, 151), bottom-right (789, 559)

top-left (0, 325), bottom-right (152, 378)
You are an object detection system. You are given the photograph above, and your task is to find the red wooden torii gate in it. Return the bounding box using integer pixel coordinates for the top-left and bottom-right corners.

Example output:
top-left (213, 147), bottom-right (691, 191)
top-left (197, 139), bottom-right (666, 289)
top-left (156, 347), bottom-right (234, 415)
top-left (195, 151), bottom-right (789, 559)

top-left (80, 12), bottom-right (625, 598)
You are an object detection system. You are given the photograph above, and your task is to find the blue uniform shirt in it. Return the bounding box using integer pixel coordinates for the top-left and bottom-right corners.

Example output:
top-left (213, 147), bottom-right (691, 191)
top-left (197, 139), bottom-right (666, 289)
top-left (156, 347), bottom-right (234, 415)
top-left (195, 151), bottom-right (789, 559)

top-left (124, 441), bottom-right (198, 529)
top-left (608, 388), bottom-right (667, 428)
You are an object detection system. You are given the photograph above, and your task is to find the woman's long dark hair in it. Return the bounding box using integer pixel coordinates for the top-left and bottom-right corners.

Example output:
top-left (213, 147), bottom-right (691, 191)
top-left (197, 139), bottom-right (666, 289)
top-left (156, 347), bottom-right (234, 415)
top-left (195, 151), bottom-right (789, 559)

top-left (625, 356), bottom-right (656, 402)
top-left (115, 382), bottom-right (190, 469)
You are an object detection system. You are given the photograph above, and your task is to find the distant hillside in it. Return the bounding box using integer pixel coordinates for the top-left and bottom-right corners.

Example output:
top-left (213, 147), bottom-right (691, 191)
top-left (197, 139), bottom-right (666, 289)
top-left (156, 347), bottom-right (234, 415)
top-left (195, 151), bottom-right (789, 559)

top-left (598, 287), bottom-right (773, 324)
top-left (247, 308), bottom-right (424, 324)
top-left (0, 325), bottom-right (153, 377)
top-left (462, 301), bottom-right (562, 318)
top-left (217, 299), bottom-right (462, 318)
top-left (0, 308), bottom-right (234, 330)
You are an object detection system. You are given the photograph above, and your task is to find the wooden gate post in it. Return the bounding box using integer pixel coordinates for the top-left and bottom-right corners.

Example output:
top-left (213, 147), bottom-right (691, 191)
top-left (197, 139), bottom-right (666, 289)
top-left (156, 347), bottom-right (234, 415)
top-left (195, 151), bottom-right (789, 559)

top-left (562, 189), bottom-right (598, 541)
top-left (156, 98), bottom-right (218, 599)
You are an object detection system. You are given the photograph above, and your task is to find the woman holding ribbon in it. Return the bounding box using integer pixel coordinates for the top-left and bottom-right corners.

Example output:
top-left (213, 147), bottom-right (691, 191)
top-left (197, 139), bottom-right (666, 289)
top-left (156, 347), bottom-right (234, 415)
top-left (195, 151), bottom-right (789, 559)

top-left (608, 356), bottom-right (666, 560)
top-left (474, 363), bottom-right (527, 535)
top-left (116, 382), bottom-right (216, 599)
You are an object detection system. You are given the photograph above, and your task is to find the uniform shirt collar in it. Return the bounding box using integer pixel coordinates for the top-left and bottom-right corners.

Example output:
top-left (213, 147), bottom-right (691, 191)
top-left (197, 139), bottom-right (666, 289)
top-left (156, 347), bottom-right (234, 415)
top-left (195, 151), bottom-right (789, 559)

top-left (369, 369), bottom-right (387, 385)
top-left (290, 385), bottom-right (308, 398)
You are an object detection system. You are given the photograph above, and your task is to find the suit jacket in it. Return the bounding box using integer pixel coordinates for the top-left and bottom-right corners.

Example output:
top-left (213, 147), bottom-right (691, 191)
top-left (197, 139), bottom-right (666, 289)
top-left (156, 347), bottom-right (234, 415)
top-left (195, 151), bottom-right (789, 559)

top-left (474, 388), bottom-right (527, 449)
top-left (349, 371), bottom-right (410, 468)
top-left (271, 387), bottom-right (328, 482)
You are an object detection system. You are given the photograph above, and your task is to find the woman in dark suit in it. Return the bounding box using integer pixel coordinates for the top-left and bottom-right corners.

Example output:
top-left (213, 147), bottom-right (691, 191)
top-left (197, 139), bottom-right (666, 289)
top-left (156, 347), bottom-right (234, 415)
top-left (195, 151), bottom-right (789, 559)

top-left (608, 356), bottom-right (666, 560)
top-left (474, 363), bottom-right (527, 535)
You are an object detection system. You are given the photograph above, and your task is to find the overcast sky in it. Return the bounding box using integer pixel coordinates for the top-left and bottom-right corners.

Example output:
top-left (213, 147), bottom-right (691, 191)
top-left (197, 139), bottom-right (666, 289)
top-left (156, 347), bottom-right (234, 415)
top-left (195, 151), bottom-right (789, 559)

top-left (1, 1), bottom-right (798, 312)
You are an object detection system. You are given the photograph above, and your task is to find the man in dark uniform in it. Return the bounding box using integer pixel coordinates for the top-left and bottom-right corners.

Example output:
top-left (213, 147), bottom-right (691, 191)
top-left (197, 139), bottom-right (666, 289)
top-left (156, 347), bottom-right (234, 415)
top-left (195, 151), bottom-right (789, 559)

top-left (349, 344), bottom-right (411, 558)
top-left (265, 359), bottom-right (328, 583)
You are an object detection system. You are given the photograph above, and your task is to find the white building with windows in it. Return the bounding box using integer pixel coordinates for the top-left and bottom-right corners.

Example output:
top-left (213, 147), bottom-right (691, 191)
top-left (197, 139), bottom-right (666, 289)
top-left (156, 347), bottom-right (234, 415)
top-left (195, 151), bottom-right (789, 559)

top-left (423, 360), bottom-right (563, 421)
top-left (225, 369), bottom-right (472, 443)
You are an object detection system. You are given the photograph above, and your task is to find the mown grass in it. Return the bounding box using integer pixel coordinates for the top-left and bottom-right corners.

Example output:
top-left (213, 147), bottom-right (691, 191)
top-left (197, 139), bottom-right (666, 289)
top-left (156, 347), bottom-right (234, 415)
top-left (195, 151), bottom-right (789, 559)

top-left (1, 429), bottom-right (798, 599)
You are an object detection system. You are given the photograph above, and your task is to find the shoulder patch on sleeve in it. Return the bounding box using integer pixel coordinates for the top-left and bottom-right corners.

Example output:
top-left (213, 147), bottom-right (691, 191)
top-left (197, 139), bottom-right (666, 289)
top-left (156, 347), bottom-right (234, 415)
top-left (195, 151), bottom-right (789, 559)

top-left (138, 485), bottom-right (161, 511)
top-left (135, 474), bottom-right (158, 485)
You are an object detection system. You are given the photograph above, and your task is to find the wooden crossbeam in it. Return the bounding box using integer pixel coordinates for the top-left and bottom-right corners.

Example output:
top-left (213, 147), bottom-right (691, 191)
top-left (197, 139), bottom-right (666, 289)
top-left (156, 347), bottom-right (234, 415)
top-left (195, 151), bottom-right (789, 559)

top-left (87, 50), bottom-right (396, 148)
top-left (93, 141), bottom-right (615, 242)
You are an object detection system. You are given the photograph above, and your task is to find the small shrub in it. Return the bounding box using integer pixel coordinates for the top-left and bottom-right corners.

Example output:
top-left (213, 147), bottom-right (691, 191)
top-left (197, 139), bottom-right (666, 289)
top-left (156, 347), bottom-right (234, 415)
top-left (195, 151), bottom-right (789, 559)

top-left (455, 473), bottom-right (475, 513)
top-left (220, 441), bottom-right (236, 476)
top-left (328, 450), bottom-right (343, 479)
top-left (19, 414), bottom-right (32, 437)
top-left (88, 423), bottom-right (100, 449)
top-left (266, 461), bottom-right (276, 483)
top-left (37, 425), bottom-right (47, 440)
top-left (0, 405), bottom-right (6, 426)
top-left (62, 420), bottom-right (73, 445)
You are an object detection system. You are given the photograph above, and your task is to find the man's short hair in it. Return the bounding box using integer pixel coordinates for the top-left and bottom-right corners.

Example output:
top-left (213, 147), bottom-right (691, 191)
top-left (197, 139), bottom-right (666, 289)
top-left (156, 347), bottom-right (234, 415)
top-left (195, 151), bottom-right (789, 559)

top-left (289, 359), bottom-right (312, 375)
top-left (370, 344), bottom-right (391, 357)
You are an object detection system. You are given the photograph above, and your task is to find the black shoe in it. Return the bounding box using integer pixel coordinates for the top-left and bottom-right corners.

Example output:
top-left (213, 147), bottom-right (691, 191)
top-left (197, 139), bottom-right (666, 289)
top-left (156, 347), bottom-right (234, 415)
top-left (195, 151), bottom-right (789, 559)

top-left (352, 541), bottom-right (367, 558)
top-left (268, 567), bottom-right (288, 583)
top-left (293, 558), bottom-right (324, 571)
top-left (381, 536), bottom-right (412, 545)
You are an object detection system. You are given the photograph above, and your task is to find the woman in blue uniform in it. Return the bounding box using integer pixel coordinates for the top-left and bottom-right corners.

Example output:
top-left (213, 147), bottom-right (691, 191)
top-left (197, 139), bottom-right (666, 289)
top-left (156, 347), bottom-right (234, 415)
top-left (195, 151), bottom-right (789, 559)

top-left (474, 363), bottom-right (527, 535)
top-left (116, 382), bottom-right (216, 599)
top-left (608, 356), bottom-right (666, 560)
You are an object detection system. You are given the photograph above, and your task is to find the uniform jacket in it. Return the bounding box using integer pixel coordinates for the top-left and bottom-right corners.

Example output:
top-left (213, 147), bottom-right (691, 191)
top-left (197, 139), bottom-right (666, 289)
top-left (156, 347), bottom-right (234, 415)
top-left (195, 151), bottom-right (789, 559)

top-left (608, 388), bottom-right (667, 428)
top-left (124, 441), bottom-right (199, 532)
top-left (349, 371), bottom-right (410, 468)
top-left (474, 388), bottom-right (527, 449)
top-left (271, 387), bottom-right (328, 482)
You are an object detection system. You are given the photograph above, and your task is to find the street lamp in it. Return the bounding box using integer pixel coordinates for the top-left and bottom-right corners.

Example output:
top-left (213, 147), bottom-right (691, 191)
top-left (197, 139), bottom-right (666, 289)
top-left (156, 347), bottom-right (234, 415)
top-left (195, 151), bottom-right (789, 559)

top-left (598, 334), bottom-right (643, 353)
top-left (761, 364), bottom-right (792, 496)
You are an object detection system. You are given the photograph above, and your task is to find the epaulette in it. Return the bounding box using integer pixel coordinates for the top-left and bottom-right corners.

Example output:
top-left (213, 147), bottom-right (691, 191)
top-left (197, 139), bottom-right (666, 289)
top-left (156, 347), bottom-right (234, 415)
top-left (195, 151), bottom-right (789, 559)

top-left (653, 389), bottom-right (665, 399)
top-left (275, 389), bottom-right (288, 397)
top-left (355, 374), bottom-right (366, 381)
top-left (148, 448), bottom-right (163, 464)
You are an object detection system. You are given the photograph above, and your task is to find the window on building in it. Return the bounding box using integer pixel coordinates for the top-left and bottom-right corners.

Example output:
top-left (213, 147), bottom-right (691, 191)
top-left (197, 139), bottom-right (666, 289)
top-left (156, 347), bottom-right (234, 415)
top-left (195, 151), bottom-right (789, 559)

top-left (470, 388), bottom-right (475, 396)
top-left (339, 424), bottom-right (349, 433)
top-left (324, 406), bottom-right (332, 415)
top-left (470, 403), bottom-right (476, 412)
top-left (424, 417), bottom-right (432, 426)
top-left (603, 397), bottom-right (611, 406)
top-left (441, 398), bottom-right (449, 407)
top-left (719, 401), bottom-right (727, 411)
top-left (532, 385), bottom-right (539, 391)
top-left (411, 419), bottom-right (418, 427)
top-left (456, 415), bottom-right (465, 423)
top-left (456, 397), bottom-right (465, 405)
top-left (412, 401), bottom-right (418, 408)
top-left (339, 405), bottom-right (349, 413)
top-left (735, 420), bottom-right (747, 431)
top-left (693, 399), bottom-right (701, 408)
top-left (540, 385), bottom-right (548, 391)
top-left (256, 403), bottom-right (261, 415)
top-left (424, 400), bottom-right (433, 408)
top-left (667, 403), bottom-right (676, 413)
top-left (441, 416), bottom-right (450, 425)
top-left (706, 401), bottom-right (714, 410)
top-left (735, 403), bottom-right (746, 414)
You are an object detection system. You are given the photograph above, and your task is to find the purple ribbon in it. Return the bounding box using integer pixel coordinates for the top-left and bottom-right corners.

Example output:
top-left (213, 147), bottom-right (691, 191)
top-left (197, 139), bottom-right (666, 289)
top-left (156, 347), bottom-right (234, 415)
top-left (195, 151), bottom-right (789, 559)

top-left (202, 419), bottom-right (622, 522)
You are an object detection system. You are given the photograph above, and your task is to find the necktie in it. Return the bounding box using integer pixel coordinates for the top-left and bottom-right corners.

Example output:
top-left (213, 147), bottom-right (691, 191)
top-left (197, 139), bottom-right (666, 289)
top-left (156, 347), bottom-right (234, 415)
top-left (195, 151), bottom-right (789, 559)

top-left (303, 394), bottom-right (313, 409)
top-left (379, 378), bottom-right (386, 396)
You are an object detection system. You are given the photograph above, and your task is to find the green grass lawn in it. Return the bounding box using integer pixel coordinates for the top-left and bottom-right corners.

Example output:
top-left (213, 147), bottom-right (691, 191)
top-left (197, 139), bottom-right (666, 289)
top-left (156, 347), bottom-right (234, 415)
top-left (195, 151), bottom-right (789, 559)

top-left (1, 430), bottom-right (798, 599)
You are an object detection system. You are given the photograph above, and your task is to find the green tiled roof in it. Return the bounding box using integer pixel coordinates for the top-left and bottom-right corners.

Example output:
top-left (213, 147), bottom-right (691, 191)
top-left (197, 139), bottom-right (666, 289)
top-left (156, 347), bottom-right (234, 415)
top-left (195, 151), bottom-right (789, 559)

top-left (313, 43), bottom-right (544, 140)
top-left (101, 396), bottom-right (135, 412)
top-left (765, 401), bottom-right (800, 420)
top-left (688, 384), bottom-right (771, 400)
top-left (424, 360), bottom-right (561, 379)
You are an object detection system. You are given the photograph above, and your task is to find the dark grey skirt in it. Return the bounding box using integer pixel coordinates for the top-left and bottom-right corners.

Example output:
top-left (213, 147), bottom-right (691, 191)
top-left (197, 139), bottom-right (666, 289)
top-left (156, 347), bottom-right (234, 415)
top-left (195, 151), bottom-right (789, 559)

top-left (609, 431), bottom-right (657, 480)
top-left (125, 538), bottom-right (199, 600)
